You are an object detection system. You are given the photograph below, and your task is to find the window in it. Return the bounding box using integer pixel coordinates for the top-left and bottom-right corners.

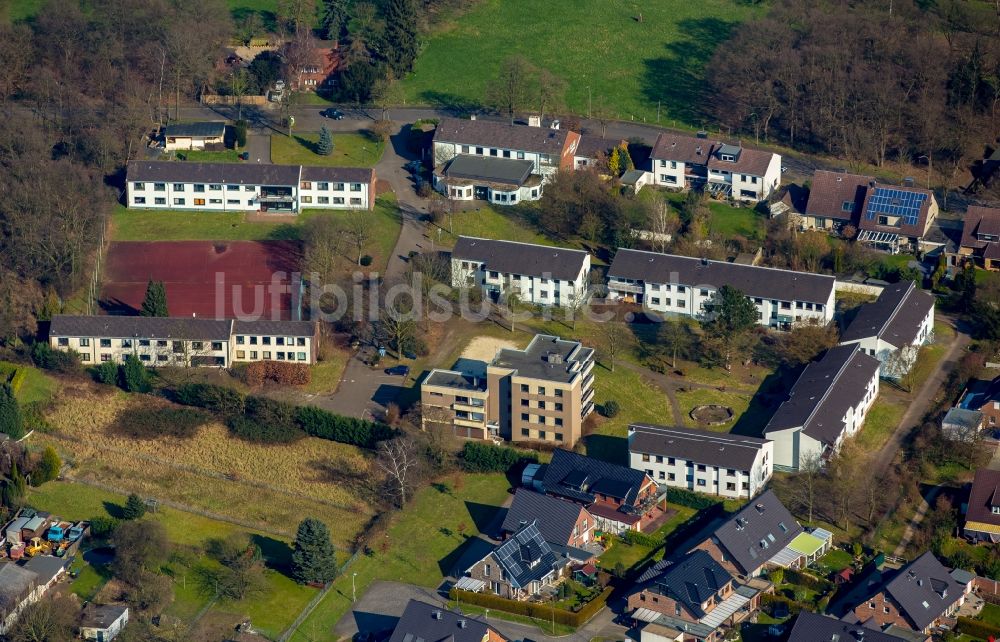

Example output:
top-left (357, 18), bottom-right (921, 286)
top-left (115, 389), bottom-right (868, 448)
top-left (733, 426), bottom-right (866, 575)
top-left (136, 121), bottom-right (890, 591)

top-left (555, 433), bottom-right (563, 441)
top-left (194, 198), bottom-right (205, 206)
top-left (521, 384), bottom-right (529, 392)
top-left (697, 464), bottom-right (706, 472)
top-left (461, 145), bottom-right (470, 153)
top-left (133, 196), bottom-right (146, 204)
top-left (350, 198), bottom-right (362, 205)
top-left (263, 352), bottom-right (271, 360)
top-left (841, 200), bottom-right (855, 212)
top-left (485, 564), bottom-right (491, 577)
top-left (191, 341), bottom-right (204, 350)
top-left (697, 479), bottom-right (707, 486)
top-left (250, 351), bottom-right (258, 359)
top-left (727, 468), bottom-right (736, 476)
top-left (209, 184), bottom-right (222, 191)
top-left (658, 471), bottom-right (666, 480)
top-left (667, 457), bottom-right (675, 465)
top-left (57, 338), bottom-right (69, 346)
top-left (154, 183), bottom-right (166, 191)
top-left (227, 185), bottom-right (239, 191)
top-left (297, 352), bottom-right (306, 361)
top-left (155, 197), bottom-right (166, 205)
top-left (80, 338), bottom-right (90, 347)
top-left (333, 197), bottom-right (345, 205)
top-left (122, 339), bottom-right (133, 348)
top-left (244, 185), bottom-right (254, 192)
top-left (538, 387), bottom-right (546, 395)
top-left (642, 453), bottom-right (651, 462)
top-left (157, 340), bottom-right (167, 347)
top-left (318, 196), bottom-right (329, 204)
top-left (227, 199), bottom-right (240, 205)
top-left (301, 181), bottom-right (312, 189)
top-left (650, 298), bottom-right (660, 306)
top-left (236, 336), bottom-right (245, 345)
top-left (317, 182), bottom-right (329, 190)
top-left (194, 184), bottom-right (205, 192)
top-left (100, 354), bottom-right (111, 362)
top-left (489, 148), bottom-right (498, 157)
top-left (476, 147), bottom-right (483, 155)
top-left (302, 196), bottom-right (312, 204)
top-left (174, 198), bottom-right (185, 206)
top-left (503, 150), bottom-right (510, 158)
top-left (157, 354), bottom-right (168, 362)
top-left (100, 339), bottom-right (111, 348)
top-left (726, 482), bottom-right (736, 491)
top-left (521, 413), bottom-right (529, 421)
top-left (667, 473), bottom-right (675, 481)
top-left (700, 288), bottom-right (709, 297)
top-left (249, 337), bottom-right (258, 345)
top-left (333, 182), bottom-right (345, 191)
top-left (554, 389), bottom-right (563, 398)
top-left (521, 428), bottom-right (530, 436)
top-left (140, 354), bottom-right (151, 362)
top-left (209, 198), bottom-right (222, 204)
top-left (173, 183), bottom-right (185, 191)
top-left (537, 400), bottom-right (546, 409)
top-left (134, 182), bottom-right (145, 190)
top-left (516, 151), bottom-right (525, 160)
top-left (350, 183), bottom-right (362, 192)
top-left (81, 354), bottom-right (90, 362)
top-left (276, 337), bottom-right (285, 346)
top-left (521, 399), bottom-right (529, 407)
top-left (211, 342), bottom-right (223, 351)
top-left (554, 402), bottom-right (563, 411)
top-left (538, 431), bottom-right (546, 440)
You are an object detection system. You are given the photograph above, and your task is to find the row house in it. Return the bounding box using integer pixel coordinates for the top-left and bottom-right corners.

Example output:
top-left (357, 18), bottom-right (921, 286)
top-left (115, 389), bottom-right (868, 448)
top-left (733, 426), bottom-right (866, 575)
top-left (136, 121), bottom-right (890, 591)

top-left (126, 161), bottom-right (375, 213)
top-left (606, 249), bottom-right (835, 330)
top-left (958, 205), bottom-right (1000, 270)
top-left (450, 236), bottom-right (591, 308)
top-left (421, 334), bottom-right (595, 446)
top-left (459, 521), bottom-right (568, 600)
top-left (763, 344), bottom-right (880, 471)
top-left (787, 612), bottom-right (913, 642)
top-left (648, 132), bottom-right (781, 202)
top-left (500, 488), bottom-right (595, 551)
top-left (627, 423), bottom-right (773, 500)
top-left (48, 315), bottom-right (318, 367)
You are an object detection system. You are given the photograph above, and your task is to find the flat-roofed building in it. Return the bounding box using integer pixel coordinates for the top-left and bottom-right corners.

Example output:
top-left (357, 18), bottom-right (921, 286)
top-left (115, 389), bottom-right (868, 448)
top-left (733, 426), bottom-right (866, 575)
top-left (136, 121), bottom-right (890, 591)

top-left (162, 121), bottom-right (226, 150)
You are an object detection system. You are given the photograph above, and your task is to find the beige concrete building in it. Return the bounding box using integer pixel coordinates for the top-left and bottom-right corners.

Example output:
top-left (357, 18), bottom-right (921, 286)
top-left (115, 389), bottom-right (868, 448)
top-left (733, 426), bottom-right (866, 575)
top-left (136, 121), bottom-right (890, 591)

top-left (421, 334), bottom-right (595, 446)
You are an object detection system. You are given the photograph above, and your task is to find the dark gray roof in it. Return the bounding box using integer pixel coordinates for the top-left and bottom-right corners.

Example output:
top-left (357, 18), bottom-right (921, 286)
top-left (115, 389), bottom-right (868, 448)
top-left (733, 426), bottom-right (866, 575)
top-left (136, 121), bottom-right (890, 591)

top-left (490, 334), bottom-right (594, 385)
top-left (452, 236), bottom-right (588, 282)
top-left (708, 490), bottom-right (802, 576)
top-left (840, 281), bottom-right (934, 346)
top-left (501, 489), bottom-right (588, 545)
top-left (300, 166), bottom-right (375, 184)
top-left (80, 604), bottom-right (129, 629)
top-left (50, 315), bottom-right (232, 340)
top-left (163, 121), bottom-right (226, 138)
top-left (942, 407), bottom-right (983, 430)
top-left (128, 160), bottom-right (301, 186)
top-left (788, 612), bottom-right (907, 642)
top-left (628, 423), bottom-right (770, 471)
top-left (423, 369), bottom-right (486, 391)
top-left (434, 118), bottom-right (572, 155)
top-left (490, 522), bottom-right (560, 589)
top-left (643, 551), bottom-right (732, 619)
top-left (608, 249), bottom-right (834, 305)
top-left (442, 155), bottom-right (534, 186)
top-left (764, 344), bottom-right (880, 445)
top-left (540, 449), bottom-right (649, 510)
top-left (963, 468), bottom-right (1000, 528)
top-left (0, 564), bottom-right (37, 599)
top-left (881, 552), bottom-right (966, 631)
top-left (575, 136), bottom-right (620, 159)
top-left (232, 319), bottom-right (317, 338)
top-left (23, 555), bottom-right (66, 585)
top-left (387, 600), bottom-right (492, 642)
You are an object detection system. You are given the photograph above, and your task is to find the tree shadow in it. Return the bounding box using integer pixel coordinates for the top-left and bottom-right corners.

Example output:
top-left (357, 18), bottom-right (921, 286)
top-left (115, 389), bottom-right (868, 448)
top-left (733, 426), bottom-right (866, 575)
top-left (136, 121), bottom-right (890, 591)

top-left (416, 91), bottom-right (482, 116)
top-left (437, 535), bottom-right (494, 578)
top-left (640, 17), bottom-right (739, 127)
top-left (351, 611), bottom-right (400, 638)
top-left (585, 434), bottom-right (629, 465)
top-left (230, 8), bottom-right (278, 32)
top-left (102, 501), bottom-right (126, 520)
top-left (730, 369), bottom-right (787, 437)
top-left (251, 534), bottom-right (294, 571)
top-left (97, 297), bottom-right (139, 315)
top-left (464, 501), bottom-right (502, 534)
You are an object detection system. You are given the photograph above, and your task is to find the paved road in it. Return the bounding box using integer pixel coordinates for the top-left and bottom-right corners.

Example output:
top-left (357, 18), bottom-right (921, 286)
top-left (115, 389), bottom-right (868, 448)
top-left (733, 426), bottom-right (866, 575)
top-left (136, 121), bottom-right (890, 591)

top-left (244, 133), bottom-right (271, 163)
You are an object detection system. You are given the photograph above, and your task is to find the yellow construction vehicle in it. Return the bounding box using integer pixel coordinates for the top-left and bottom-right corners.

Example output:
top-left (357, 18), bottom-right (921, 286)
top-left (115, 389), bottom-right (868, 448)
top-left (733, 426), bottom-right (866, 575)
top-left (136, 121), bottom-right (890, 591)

top-left (25, 537), bottom-right (50, 557)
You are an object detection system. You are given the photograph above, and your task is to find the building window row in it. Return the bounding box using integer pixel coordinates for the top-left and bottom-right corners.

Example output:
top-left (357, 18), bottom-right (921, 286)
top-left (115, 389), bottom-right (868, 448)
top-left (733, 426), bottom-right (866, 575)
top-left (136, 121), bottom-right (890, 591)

top-left (235, 336), bottom-right (307, 346)
top-left (459, 144), bottom-right (526, 161)
top-left (235, 350), bottom-right (307, 361)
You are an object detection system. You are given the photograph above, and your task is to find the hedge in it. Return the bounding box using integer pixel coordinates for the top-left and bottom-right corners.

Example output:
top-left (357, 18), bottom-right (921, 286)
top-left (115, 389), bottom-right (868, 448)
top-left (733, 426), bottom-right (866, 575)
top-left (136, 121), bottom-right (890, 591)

top-left (295, 405), bottom-right (396, 448)
top-left (783, 568), bottom-right (832, 593)
top-left (665, 487), bottom-right (721, 510)
top-left (449, 585), bottom-right (613, 628)
top-left (244, 361), bottom-right (311, 386)
top-left (8, 368), bottom-right (26, 395)
top-left (174, 383), bottom-right (246, 415)
top-left (460, 442), bottom-right (538, 473)
top-left (621, 530), bottom-right (660, 548)
top-left (957, 616), bottom-right (1000, 639)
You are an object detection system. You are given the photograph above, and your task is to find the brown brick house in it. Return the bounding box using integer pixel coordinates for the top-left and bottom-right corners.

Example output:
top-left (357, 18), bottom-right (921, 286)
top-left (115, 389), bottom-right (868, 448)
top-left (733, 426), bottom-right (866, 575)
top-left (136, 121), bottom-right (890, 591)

top-left (958, 205), bottom-right (1000, 270)
top-left (500, 489), bottom-right (595, 550)
top-left (964, 468), bottom-right (1000, 542)
top-left (460, 522), bottom-right (568, 600)
top-left (388, 600), bottom-right (507, 642)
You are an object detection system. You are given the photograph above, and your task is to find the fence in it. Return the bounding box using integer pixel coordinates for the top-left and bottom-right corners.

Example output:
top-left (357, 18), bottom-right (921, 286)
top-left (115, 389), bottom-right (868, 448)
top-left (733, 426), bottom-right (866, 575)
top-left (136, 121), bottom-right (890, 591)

top-left (201, 95), bottom-right (268, 106)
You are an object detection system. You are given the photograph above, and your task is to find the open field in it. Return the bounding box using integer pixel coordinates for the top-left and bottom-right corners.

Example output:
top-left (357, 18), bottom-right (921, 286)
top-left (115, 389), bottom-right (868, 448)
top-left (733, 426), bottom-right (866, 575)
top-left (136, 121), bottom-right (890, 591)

top-left (435, 205), bottom-right (558, 248)
top-left (402, 0), bottom-right (762, 125)
top-left (271, 132), bottom-right (385, 167)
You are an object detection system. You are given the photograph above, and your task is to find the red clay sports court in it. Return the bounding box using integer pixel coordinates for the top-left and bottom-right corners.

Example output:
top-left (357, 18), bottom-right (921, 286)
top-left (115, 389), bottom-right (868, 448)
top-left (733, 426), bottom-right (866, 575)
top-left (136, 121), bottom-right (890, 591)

top-left (100, 241), bottom-right (302, 319)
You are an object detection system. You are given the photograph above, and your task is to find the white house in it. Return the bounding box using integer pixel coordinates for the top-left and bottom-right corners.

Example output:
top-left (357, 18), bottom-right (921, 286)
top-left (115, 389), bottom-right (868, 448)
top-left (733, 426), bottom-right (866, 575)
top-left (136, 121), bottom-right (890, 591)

top-left (451, 236), bottom-right (591, 308)
top-left (162, 121), bottom-right (226, 150)
top-left (80, 604), bottom-right (129, 641)
top-left (649, 132), bottom-right (781, 202)
top-left (838, 280), bottom-right (935, 379)
top-left (126, 161), bottom-right (375, 213)
top-left (627, 423), bottom-right (773, 500)
top-left (764, 344), bottom-right (881, 471)
top-left (48, 315), bottom-right (318, 367)
top-left (606, 249), bottom-right (835, 330)
top-left (0, 564), bottom-right (39, 635)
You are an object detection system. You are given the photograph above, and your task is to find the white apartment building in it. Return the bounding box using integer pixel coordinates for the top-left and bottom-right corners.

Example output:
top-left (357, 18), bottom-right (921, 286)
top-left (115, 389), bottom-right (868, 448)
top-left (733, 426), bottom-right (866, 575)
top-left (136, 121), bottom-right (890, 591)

top-left (628, 423), bottom-right (773, 500)
top-left (649, 133), bottom-right (782, 202)
top-left (764, 344), bottom-right (881, 471)
top-left (49, 315), bottom-right (318, 367)
top-left (126, 161), bottom-right (375, 213)
top-left (451, 236), bottom-right (591, 308)
top-left (606, 249), bottom-right (835, 330)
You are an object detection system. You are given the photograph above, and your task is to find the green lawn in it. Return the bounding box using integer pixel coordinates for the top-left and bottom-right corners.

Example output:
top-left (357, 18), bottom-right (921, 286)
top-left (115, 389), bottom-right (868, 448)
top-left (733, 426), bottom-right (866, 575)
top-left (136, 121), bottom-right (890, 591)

top-left (177, 149), bottom-right (242, 163)
top-left (706, 201), bottom-right (765, 240)
top-left (111, 205), bottom-right (300, 242)
top-left (856, 399), bottom-right (905, 450)
top-left (402, 0), bottom-right (762, 125)
top-left (215, 569), bottom-right (318, 638)
top-left (596, 504), bottom-right (697, 571)
top-left (674, 387), bottom-right (752, 432)
top-left (813, 548), bottom-right (854, 576)
top-left (978, 602), bottom-right (1000, 627)
top-left (447, 600), bottom-right (575, 637)
top-left (271, 132), bottom-right (384, 168)
top-left (0, 361), bottom-right (57, 405)
top-left (70, 553), bottom-right (111, 601)
top-left (586, 366), bottom-right (675, 464)
top-left (289, 474), bottom-right (511, 642)
top-left (436, 205), bottom-right (557, 248)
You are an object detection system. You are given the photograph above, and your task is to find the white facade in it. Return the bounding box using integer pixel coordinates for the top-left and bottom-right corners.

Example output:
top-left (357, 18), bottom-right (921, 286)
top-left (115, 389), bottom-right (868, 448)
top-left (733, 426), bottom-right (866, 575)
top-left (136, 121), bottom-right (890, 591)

top-left (451, 255), bottom-right (590, 308)
top-left (129, 181), bottom-right (276, 212)
top-left (840, 304), bottom-right (935, 378)
top-left (433, 140), bottom-right (564, 181)
top-left (629, 440), bottom-right (773, 500)
top-left (432, 175), bottom-right (541, 204)
top-left (649, 138), bottom-right (782, 202)
top-left (81, 607), bottom-right (129, 641)
top-left (298, 178), bottom-right (372, 210)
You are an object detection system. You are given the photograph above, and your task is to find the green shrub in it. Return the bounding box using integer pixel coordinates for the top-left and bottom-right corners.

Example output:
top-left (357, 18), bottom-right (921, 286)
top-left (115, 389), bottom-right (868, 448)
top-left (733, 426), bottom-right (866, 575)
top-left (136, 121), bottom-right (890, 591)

top-left (31, 446), bottom-right (61, 486)
top-left (121, 354), bottom-right (150, 393)
top-left (0, 383), bottom-right (24, 440)
top-left (600, 400), bottom-right (620, 418)
top-left (665, 487), bottom-right (720, 510)
top-left (89, 516), bottom-right (121, 537)
top-left (622, 530), bottom-right (660, 548)
top-left (122, 494), bottom-right (146, 520)
top-left (956, 616), bottom-right (1000, 639)
top-left (234, 120), bottom-right (248, 147)
top-left (30, 343), bottom-right (79, 373)
top-left (227, 415), bottom-right (303, 444)
top-left (174, 383), bottom-right (245, 415)
top-left (294, 406), bottom-right (396, 448)
top-left (449, 586), bottom-right (612, 628)
top-left (96, 361), bottom-right (118, 386)
top-left (460, 442), bottom-right (538, 473)
top-left (359, 255), bottom-right (373, 267)
top-left (8, 368), bottom-right (26, 395)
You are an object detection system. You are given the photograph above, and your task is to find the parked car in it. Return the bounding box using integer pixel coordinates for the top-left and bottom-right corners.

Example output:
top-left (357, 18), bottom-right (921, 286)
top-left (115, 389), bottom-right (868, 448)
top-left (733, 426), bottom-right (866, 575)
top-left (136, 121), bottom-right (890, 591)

top-left (385, 365), bottom-right (410, 377)
top-left (274, 80), bottom-right (285, 91)
top-left (320, 108), bottom-right (344, 120)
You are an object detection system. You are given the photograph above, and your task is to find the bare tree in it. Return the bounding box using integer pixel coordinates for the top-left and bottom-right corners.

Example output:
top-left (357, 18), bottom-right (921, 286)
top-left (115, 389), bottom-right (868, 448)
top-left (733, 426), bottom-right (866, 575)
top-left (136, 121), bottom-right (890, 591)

top-left (485, 56), bottom-right (537, 124)
top-left (602, 320), bottom-right (625, 373)
top-left (789, 452), bottom-right (824, 525)
top-left (536, 68), bottom-right (566, 122)
top-left (501, 288), bottom-right (523, 333)
top-left (375, 436), bottom-right (421, 507)
top-left (346, 210), bottom-right (375, 265)
top-left (302, 216), bottom-right (345, 282)
top-left (230, 68), bottom-right (251, 121)
top-left (884, 345), bottom-right (919, 391)
top-left (647, 198), bottom-right (678, 254)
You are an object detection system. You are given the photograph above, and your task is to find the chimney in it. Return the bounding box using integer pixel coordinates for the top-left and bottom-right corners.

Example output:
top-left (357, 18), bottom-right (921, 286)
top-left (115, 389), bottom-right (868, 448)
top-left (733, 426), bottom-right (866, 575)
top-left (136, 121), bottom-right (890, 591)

top-left (432, 610), bottom-right (442, 620)
top-left (528, 115), bottom-right (541, 128)
top-left (700, 257), bottom-right (709, 266)
top-left (470, 114), bottom-right (476, 121)
top-left (903, 177), bottom-right (915, 187)
top-left (457, 620), bottom-right (467, 629)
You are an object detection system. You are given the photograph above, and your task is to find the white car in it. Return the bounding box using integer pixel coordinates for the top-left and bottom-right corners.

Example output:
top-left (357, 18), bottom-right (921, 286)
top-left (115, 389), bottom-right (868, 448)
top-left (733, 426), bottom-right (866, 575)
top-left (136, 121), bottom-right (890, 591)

top-left (274, 80), bottom-right (286, 91)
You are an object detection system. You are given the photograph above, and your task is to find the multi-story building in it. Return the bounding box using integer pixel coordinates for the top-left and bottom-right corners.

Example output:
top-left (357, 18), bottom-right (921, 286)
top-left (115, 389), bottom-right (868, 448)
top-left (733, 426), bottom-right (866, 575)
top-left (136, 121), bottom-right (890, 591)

top-left (48, 315), bottom-right (318, 367)
top-left (606, 249), bottom-right (835, 330)
top-left (126, 161), bottom-right (375, 213)
top-left (648, 132), bottom-right (781, 202)
top-left (764, 344), bottom-right (880, 471)
top-left (856, 182), bottom-right (939, 254)
top-left (387, 600), bottom-right (507, 642)
top-left (839, 280), bottom-right (935, 378)
top-left (421, 334), bottom-right (594, 446)
top-left (431, 117), bottom-right (581, 203)
top-left (627, 423), bottom-right (772, 500)
top-left (958, 205), bottom-right (1000, 270)
top-left (450, 236), bottom-right (591, 308)
top-left (787, 612), bottom-right (912, 642)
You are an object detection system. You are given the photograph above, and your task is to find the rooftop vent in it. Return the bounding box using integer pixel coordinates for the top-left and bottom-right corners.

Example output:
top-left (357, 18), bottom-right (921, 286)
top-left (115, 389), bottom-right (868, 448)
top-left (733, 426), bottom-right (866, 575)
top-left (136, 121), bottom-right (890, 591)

top-left (903, 177), bottom-right (915, 187)
top-left (432, 610), bottom-right (442, 620)
top-left (457, 619), bottom-right (467, 629)
top-left (755, 503), bottom-right (765, 514)
top-left (545, 352), bottom-right (564, 364)
top-left (528, 115), bottom-right (541, 127)
top-left (470, 114), bottom-right (476, 121)
top-left (701, 257), bottom-right (709, 266)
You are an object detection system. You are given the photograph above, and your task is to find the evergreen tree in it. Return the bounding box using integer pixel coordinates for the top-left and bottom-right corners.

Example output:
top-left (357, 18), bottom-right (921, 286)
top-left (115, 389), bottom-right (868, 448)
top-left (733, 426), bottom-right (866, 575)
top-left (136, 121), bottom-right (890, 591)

top-left (619, 144), bottom-right (635, 172)
top-left (122, 354), bottom-right (150, 393)
top-left (31, 446), bottom-right (61, 486)
top-left (319, 0), bottom-right (350, 41)
top-left (608, 146), bottom-right (622, 176)
top-left (317, 126), bottom-right (333, 156)
top-left (382, 0), bottom-right (420, 77)
top-left (3, 462), bottom-right (26, 510)
top-left (703, 285), bottom-right (760, 371)
top-left (96, 360), bottom-right (119, 386)
top-left (291, 518), bottom-right (339, 584)
top-left (140, 280), bottom-right (169, 317)
top-left (0, 383), bottom-right (23, 440)
top-left (122, 493), bottom-right (146, 520)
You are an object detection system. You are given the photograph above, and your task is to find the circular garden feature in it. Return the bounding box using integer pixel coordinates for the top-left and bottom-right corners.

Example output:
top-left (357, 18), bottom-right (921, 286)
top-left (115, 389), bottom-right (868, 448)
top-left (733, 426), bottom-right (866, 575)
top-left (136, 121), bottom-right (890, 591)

top-left (690, 404), bottom-right (734, 426)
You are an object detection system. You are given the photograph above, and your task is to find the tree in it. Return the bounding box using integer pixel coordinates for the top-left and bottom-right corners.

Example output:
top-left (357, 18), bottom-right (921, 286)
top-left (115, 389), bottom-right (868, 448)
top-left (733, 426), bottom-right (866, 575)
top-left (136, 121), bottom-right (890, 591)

top-left (31, 446), bottom-right (61, 486)
top-left (2, 461), bottom-right (26, 511)
top-left (602, 320), bottom-right (625, 373)
top-left (302, 216), bottom-right (345, 284)
top-left (122, 354), bottom-right (150, 392)
top-left (502, 288), bottom-right (523, 333)
top-left (702, 285), bottom-right (759, 371)
top-left (884, 345), bottom-right (919, 391)
top-left (346, 210), bottom-right (374, 265)
top-left (657, 319), bottom-right (694, 370)
top-left (320, 0), bottom-right (350, 41)
top-left (0, 383), bottom-right (23, 440)
top-left (779, 323), bottom-right (839, 367)
top-left (10, 593), bottom-right (76, 642)
top-left (291, 517), bottom-right (339, 584)
top-left (647, 199), bottom-right (679, 254)
top-left (140, 279), bottom-right (168, 317)
top-left (485, 56), bottom-right (536, 124)
top-left (229, 68), bottom-right (251, 121)
top-left (317, 126), bottom-right (333, 156)
top-left (608, 146), bottom-right (622, 176)
top-left (382, 0), bottom-right (420, 77)
top-left (122, 493), bottom-right (147, 520)
top-left (96, 360), bottom-right (118, 386)
top-left (112, 519), bottom-right (169, 586)
top-left (375, 436), bottom-right (421, 507)
top-left (204, 534), bottom-right (266, 599)
top-left (618, 144), bottom-right (635, 171)
top-left (788, 452), bottom-right (823, 525)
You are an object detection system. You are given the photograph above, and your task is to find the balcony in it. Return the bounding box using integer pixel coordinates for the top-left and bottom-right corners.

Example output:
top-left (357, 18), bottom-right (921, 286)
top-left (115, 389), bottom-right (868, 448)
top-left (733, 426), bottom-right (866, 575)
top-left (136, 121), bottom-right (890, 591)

top-left (608, 279), bottom-right (643, 294)
top-left (454, 416), bottom-right (487, 429)
top-left (454, 400), bottom-right (486, 413)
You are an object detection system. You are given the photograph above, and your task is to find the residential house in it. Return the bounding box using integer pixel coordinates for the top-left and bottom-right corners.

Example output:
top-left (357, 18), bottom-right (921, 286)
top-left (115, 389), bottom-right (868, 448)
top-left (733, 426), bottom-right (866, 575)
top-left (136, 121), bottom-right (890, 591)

top-left (460, 521), bottom-right (567, 600)
top-left (80, 604), bottom-right (130, 642)
top-left (800, 169), bottom-right (873, 232)
top-left (500, 489), bottom-right (595, 549)
top-left (387, 600), bottom-right (506, 642)
top-left (958, 205), bottom-right (1000, 270)
top-left (49, 315), bottom-right (318, 367)
top-left (573, 136), bottom-right (625, 169)
top-left (786, 612), bottom-right (912, 642)
top-left (956, 376), bottom-right (1000, 430)
top-left (692, 490), bottom-right (804, 579)
top-left (626, 423), bottom-right (772, 500)
top-left (288, 44), bottom-right (338, 92)
top-left (941, 407), bottom-right (984, 442)
top-left (450, 236), bottom-right (591, 308)
top-left (23, 556), bottom-right (66, 591)
top-left (764, 344), bottom-right (880, 471)
top-left (848, 552), bottom-right (971, 635)
top-left (524, 448), bottom-right (666, 534)
top-left (0, 564), bottom-right (40, 635)
top-left (963, 468), bottom-right (1000, 543)
top-left (627, 551), bottom-right (768, 642)
top-left (838, 280), bottom-right (935, 378)
top-left (606, 249), bottom-right (836, 330)
top-left (162, 122), bottom-right (226, 151)
top-left (431, 117), bottom-right (581, 202)
top-left (856, 183), bottom-right (939, 254)
top-left (126, 160), bottom-right (375, 213)
top-left (421, 334), bottom-right (595, 446)
top-left (648, 132), bottom-right (781, 202)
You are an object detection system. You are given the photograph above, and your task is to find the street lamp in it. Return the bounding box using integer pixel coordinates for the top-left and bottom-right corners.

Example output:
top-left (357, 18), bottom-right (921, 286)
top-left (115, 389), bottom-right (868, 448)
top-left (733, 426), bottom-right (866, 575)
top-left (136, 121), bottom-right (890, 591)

top-left (352, 572), bottom-right (358, 603)
top-left (587, 86), bottom-right (592, 119)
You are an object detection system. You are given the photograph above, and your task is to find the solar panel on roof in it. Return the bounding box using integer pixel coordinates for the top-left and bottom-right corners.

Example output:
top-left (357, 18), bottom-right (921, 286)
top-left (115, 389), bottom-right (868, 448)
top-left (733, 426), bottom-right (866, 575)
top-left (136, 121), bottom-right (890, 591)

top-left (865, 187), bottom-right (928, 227)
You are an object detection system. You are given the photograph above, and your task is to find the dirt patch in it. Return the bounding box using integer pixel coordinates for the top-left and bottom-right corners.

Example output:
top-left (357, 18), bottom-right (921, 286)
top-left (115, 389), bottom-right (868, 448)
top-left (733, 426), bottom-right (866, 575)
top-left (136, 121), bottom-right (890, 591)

top-left (459, 336), bottom-right (520, 364)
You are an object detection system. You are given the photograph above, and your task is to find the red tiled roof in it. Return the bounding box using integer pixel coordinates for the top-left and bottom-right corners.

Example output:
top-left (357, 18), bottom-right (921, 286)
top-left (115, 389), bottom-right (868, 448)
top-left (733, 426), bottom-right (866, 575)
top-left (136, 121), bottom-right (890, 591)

top-left (961, 205), bottom-right (1000, 251)
top-left (805, 170), bottom-right (875, 222)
